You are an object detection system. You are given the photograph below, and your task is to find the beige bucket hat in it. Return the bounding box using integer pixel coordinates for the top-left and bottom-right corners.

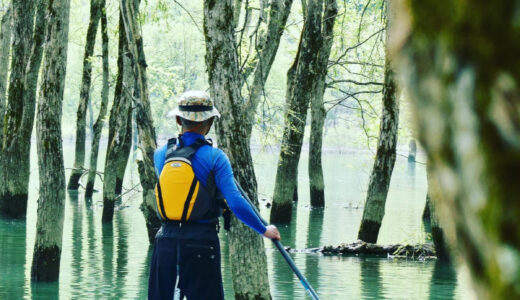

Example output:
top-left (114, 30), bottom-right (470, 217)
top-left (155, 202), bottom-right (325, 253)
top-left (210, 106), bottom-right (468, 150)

top-left (167, 90), bottom-right (221, 122)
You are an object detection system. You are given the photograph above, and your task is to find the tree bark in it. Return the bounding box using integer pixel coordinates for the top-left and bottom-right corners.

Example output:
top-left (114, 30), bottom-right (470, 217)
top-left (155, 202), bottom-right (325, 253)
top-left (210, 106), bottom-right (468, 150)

top-left (425, 163), bottom-right (450, 262)
top-left (68, 0), bottom-right (103, 190)
top-left (203, 1), bottom-right (271, 299)
top-left (395, 0), bottom-right (520, 297)
top-left (308, 0), bottom-right (337, 208)
top-left (271, 0), bottom-right (329, 223)
top-left (357, 1), bottom-right (400, 243)
top-left (119, 0), bottom-right (160, 241)
top-left (0, 5), bottom-right (12, 145)
top-left (86, 0), bottom-right (109, 198)
top-left (31, 0), bottom-right (71, 282)
top-left (102, 9), bottom-right (133, 212)
top-left (422, 192), bottom-right (431, 221)
top-left (0, 0), bottom-right (37, 218)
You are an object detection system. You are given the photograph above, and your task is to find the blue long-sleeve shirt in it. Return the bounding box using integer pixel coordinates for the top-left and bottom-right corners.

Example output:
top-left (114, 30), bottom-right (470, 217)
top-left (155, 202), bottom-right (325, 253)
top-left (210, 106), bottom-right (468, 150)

top-left (154, 132), bottom-right (267, 235)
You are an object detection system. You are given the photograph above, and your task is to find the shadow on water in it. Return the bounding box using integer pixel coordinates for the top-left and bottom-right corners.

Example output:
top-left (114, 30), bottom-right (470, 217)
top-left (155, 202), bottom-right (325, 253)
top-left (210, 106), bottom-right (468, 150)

top-left (360, 258), bottom-right (384, 299)
top-left (0, 217), bottom-right (26, 299)
top-left (429, 261), bottom-right (457, 300)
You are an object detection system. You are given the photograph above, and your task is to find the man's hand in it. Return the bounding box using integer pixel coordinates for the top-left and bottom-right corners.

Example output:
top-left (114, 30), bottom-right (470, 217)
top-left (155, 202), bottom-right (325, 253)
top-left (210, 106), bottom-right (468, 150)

top-left (263, 225), bottom-right (281, 240)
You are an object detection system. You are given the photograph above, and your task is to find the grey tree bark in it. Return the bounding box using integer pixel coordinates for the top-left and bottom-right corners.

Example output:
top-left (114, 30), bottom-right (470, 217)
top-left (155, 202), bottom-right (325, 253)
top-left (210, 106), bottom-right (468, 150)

top-left (85, 0), bottom-right (109, 198)
top-left (0, 5), bottom-right (12, 145)
top-left (31, 0), bottom-right (71, 282)
top-left (102, 9), bottom-right (133, 210)
top-left (119, 0), bottom-right (160, 241)
top-left (394, 0), bottom-right (520, 297)
top-left (308, 0), bottom-right (337, 207)
top-left (357, 1), bottom-right (400, 243)
top-left (203, 1), bottom-right (271, 299)
top-left (68, 0), bottom-right (103, 190)
top-left (0, 1), bottom-right (37, 218)
top-left (271, 0), bottom-right (330, 223)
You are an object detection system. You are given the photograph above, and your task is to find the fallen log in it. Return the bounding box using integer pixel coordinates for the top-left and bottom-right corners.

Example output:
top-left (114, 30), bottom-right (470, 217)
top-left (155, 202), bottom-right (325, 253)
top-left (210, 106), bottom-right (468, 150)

top-left (286, 240), bottom-right (436, 259)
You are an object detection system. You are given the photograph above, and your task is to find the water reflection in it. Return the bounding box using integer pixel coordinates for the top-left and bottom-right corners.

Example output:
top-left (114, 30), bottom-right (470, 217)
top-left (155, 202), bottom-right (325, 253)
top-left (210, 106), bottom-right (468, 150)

top-left (360, 258), bottom-right (384, 299)
top-left (0, 218), bottom-right (26, 298)
top-left (68, 190), bottom-right (83, 298)
top-left (429, 261), bottom-right (457, 300)
top-left (305, 208), bottom-right (323, 294)
top-left (114, 209), bottom-right (129, 299)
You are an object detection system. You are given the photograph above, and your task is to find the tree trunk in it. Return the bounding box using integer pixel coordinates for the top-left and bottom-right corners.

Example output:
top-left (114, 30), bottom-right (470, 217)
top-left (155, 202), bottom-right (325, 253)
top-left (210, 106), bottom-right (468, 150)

top-left (203, 1), bottom-right (271, 299)
top-left (308, 0), bottom-right (337, 208)
top-left (422, 192), bottom-right (431, 221)
top-left (102, 9), bottom-right (133, 211)
top-left (425, 163), bottom-right (450, 262)
top-left (31, 0), bottom-right (71, 281)
top-left (357, 1), bottom-right (399, 243)
top-left (271, 0), bottom-right (328, 223)
top-left (68, 0), bottom-right (102, 190)
top-left (0, 0), bottom-right (36, 218)
top-left (119, 0), bottom-right (160, 241)
top-left (395, 1), bottom-right (520, 297)
top-left (86, 0), bottom-right (109, 198)
top-left (0, 5), bottom-right (12, 145)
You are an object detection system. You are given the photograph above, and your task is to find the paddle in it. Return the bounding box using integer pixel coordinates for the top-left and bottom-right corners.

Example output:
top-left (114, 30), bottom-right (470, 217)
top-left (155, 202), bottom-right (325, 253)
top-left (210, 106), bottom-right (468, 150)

top-left (233, 178), bottom-right (321, 300)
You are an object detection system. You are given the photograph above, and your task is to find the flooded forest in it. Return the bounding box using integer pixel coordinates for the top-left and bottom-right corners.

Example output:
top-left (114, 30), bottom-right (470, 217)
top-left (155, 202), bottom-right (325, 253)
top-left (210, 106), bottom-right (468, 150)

top-left (1, 0), bottom-right (519, 299)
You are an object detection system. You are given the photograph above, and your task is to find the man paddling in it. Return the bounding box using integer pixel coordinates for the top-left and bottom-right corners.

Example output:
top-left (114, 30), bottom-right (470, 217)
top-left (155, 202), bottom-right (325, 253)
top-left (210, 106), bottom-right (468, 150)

top-left (148, 91), bottom-right (281, 300)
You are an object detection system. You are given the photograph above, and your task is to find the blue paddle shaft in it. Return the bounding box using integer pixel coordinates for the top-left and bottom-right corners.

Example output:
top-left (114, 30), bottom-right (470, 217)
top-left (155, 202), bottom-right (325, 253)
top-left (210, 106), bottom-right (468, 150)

top-left (234, 179), bottom-right (320, 300)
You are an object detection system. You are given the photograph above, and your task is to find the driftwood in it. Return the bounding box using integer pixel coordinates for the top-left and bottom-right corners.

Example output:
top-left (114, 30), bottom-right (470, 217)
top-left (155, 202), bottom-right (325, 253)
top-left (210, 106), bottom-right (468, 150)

top-left (286, 240), bottom-right (436, 259)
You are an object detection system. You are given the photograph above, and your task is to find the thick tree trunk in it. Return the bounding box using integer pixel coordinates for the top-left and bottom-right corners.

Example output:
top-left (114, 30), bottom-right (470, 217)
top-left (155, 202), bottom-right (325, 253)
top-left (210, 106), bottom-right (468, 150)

top-left (357, 2), bottom-right (399, 243)
top-left (0, 1), bottom-right (36, 218)
top-left (85, 0), bottom-right (109, 198)
top-left (271, 0), bottom-right (328, 223)
top-left (119, 0), bottom-right (160, 241)
top-left (425, 163), bottom-right (450, 262)
top-left (395, 1), bottom-right (520, 297)
top-left (102, 10), bottom-right (133, 211)
top-left (0, 5), bottom-right (12, 145)
top-left (68, 0), bottom-right (102, 190)
top-left (31, 0), bottom-right (70, 282)
top-left (203, 1), bottom-right (271, 299)
top-left (422, 193), bottom-right (431, 221)
top-left (308, 0), bottom-right (337, 208)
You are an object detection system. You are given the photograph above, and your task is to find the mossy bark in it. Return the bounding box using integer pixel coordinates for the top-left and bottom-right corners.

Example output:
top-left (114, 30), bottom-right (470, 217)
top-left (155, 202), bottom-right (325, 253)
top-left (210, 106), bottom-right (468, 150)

top-left (85, 0), bottom-right (109, 198)
top-left (203, 1), bottom-right (271, 299)
top-left (102, 9), bottom-right (133, 210)
top-left (68, 0), bottom-right (103, 190)
top-left (31, 0), bottom-right (71, 282)
top-left (395, 0), bottom-right (520, 297)
top-left (357, 0), bottom-right (399, 243)
top-left (0, 6), bottom-right (12, 145)
top-left (0, 0), bottom-right (37, 218)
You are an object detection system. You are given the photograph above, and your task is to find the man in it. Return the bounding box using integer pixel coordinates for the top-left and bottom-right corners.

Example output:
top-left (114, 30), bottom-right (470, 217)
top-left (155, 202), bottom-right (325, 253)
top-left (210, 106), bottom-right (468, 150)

top-left (148, 91), bottom-right (281, 300)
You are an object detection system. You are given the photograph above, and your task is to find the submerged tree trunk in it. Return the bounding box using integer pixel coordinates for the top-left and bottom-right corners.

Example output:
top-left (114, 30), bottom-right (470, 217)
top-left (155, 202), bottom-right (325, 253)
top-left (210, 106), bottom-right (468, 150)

top-left (425, 163), bottom-right (450, 262)
top-left (395, 1), bottom-right (520, 297)
top-left (271, 0), bottom-right (329, 223)
top-left (85, 0), bottom-right (109, 198)
top-left (203, 1), bottom-right (271, 299)
top-left (31, 0), bottom-right (71, 281)
top-left (357, 2), bottom-right (399, 243)
top-left (0, 1), bottom-right (36, 218)
top-left (308, 0), bottom-right (337, 208)
top-left (68, 0), bottom-right (102, 190)
top-left (119, 0), bottom-right (160, 241)
top-left (0, 5), bottom-right (12, 145)
top-left (102, 10), bottom-right (133, 210)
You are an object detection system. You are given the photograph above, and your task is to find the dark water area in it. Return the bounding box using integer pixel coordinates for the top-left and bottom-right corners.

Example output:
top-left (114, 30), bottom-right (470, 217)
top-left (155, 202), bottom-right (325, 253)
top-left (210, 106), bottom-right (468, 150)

top-left (0, 144), bottom-right (470, 299)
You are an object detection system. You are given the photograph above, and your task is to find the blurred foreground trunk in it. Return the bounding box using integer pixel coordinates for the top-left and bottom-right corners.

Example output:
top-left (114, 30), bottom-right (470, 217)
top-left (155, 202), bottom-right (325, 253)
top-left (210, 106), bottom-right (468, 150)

top-left (0, 1), bottom-right (38, 218)
top-left (271, 0), bottom-right (329, 223)
top-left (308, 0), bottom-right (337, 208)
top-left (203, 1), bottom-right (272, 299)
top-left (395, 0), bottom-right (520, 297)
top-left (425, 163), bottom-right (450, 262)
top-left (102, 10), bottom-right (133, 212)
top-left (358, 0), bottom-right (399, 243)
top-left (119, 0), bottom-right (160, 242)
top-left (31, 0), bottom-right (70, 281)
top-left (68, 0), bottom-right (102, 190)
top-left (85, 0), bottom-right (109, 198)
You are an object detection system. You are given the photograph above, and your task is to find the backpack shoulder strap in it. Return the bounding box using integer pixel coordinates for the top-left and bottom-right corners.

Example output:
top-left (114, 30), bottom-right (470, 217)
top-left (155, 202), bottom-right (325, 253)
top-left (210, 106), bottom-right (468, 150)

top-left (164, 137), bottom-right (177, 160)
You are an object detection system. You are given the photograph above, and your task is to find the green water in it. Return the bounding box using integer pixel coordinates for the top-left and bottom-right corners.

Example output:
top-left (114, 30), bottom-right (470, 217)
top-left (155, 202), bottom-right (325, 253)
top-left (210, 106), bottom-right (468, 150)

top-left (0, 142), bottom-right (470, 299)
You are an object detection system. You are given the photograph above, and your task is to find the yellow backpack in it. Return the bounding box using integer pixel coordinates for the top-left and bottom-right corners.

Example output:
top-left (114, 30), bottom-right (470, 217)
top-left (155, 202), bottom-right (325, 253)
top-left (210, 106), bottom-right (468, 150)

top-left (155, 137), bottom-right (224, 223)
